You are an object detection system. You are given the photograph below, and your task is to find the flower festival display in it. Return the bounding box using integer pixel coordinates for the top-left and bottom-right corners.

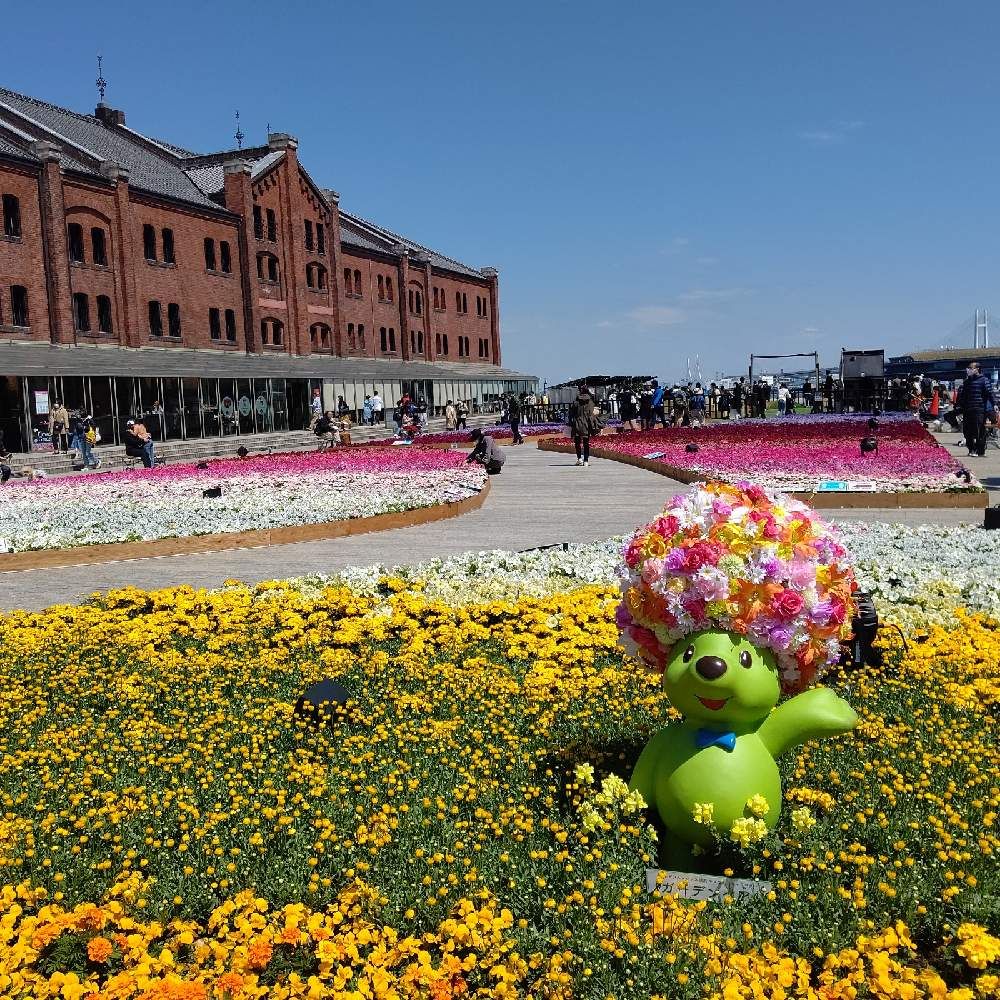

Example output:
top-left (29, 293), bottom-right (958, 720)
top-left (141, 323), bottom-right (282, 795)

top-left (618, 481), bottom-right (859, 865)
top-left (0, 448), bottom-right (486, 552)
top-left (586, 413), bottom-right (979, 494)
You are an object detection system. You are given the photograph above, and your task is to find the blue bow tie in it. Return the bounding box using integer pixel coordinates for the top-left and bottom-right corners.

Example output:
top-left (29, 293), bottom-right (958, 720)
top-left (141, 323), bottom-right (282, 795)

top-left (695, 728), bottom-right (737, 752)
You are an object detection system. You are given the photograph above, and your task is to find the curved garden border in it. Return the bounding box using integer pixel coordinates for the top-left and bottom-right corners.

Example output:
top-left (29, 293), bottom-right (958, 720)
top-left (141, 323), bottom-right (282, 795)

top-left (536, 438), bottom-right (987, 509)
top-left (0, 480), bottom-right (490, 573)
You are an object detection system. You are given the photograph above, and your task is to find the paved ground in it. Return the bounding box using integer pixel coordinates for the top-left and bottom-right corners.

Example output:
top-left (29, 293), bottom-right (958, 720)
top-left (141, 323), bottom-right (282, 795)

top-left (1, 431), bottom-right (996, 611)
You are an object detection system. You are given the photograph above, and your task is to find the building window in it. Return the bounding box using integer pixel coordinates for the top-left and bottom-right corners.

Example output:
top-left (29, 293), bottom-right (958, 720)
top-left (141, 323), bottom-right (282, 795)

top-left (442, 334), bottom-right (449, 356)
top-left (167, 302), bottom-right (181, 338)
top-left (304, 220), bottom-right (314, 251)
top-left (97, 295), bottom-right (113, 333)
top-left (11, 286), bottom-right (28, 327)
top-left (415, 290), bottom-right (422, 315)
top-left (462, 292), bottom-right (468, 314)
top-left (68, 223), bottom-right (85, 263)
top-left (347, 322), bottom-right (355, 350)
top-left (377, 275), bottom-right (385, 301)
top-left (220, 241), bottom-right (232, 273)
top-left (266, 208), bottom-right (277, 242)
top-left (311, 323), bottom-right (330, 348)
top-left (385, 276), bottom-right (394, 302)
top-left (389, 327), bottom-right (396, 351)
top-left (91, 228), bottom-right (107, 266)
top-left (380, 327), bottom-right (387, 352)
top-left (225, 308), bottom-right (237, 341)
top-left (162, 228), bottom-right (175, 265)
top-left (253, 205), bottom-right (263, 240)
top-left (408, 289), bottom-right (414, 313)
top-left (357, 323), bottom-right (365, 349)
top-left (143, 224), bottom-right (157, 261)
top-left (72, 292), bottom-right (90, 332)
top-left (204, 237), bottom-right (216, 271)
top-left (148, 300), bottom-right (162, 337)
top-left (258, 253), bottom-right (279, 283)
top-left (2, 194), bottom-right (20, 238)
top-left (344, 267), bottom-right (352, 294)
top-left (353, 269), bottom-right (362, 297)
top-left (455, 290), bottom-right (462, 312)
top-left (435, 332), bottom-right (441, 354)
top-left (209, 307), bottom-right (221, 340)
top-left (316, 222), bottom-right (325, 255)
top-left (261, 318), bottom-right (283, 346)
top-left (410, 330), bottom-right (415, 353)
top-left (417, 330), bottom-right (423, 354)
top-left (306, 263), bottom-right (328, 290)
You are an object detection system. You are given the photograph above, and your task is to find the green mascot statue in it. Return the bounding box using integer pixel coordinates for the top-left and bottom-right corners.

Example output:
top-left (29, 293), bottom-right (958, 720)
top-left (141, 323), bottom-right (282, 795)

top-left (616, 481), bottom-right (859, 868)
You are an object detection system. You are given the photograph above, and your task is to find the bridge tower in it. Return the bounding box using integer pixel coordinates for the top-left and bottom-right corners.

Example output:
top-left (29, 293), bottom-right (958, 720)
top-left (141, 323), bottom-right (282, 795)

top-left (974, 308), bottom-right (989, 348)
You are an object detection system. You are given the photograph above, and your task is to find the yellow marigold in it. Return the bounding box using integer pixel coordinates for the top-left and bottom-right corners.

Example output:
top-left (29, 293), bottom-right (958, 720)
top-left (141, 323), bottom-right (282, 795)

top-left (730, 817), bottom-right (768, 848)
top-left (956, 923), bottom-right (1000, 970)
top-left (791, 807), bottom-right (817, 832)
top-left (746, 794), bottom-right (770, 818)
top-left (692, 802), bottom-right (715, 826)
top-left (86, 935), bottom-right (113, 963)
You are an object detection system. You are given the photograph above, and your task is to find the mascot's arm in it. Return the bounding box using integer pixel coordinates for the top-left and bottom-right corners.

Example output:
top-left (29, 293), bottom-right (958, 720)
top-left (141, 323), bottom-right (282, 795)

top-left (629, 728), bottom-right (672, 806)
top-left (758, 688), bottom-right (858, 760)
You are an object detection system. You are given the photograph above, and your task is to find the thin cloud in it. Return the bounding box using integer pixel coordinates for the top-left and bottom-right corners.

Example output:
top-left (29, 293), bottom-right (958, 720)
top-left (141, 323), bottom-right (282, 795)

top-left (627, 305), bottom-right (687, 328)
top-left (660, 236), bottom-right (690, 255)
top-left (678, 287), bottom-right (751, 304)
top-left (798, 119), bottom-right (864, 145)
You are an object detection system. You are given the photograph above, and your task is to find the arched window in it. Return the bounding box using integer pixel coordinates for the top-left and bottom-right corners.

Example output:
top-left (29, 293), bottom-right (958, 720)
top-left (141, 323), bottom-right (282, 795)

top-left (417, 330), bottom-right (423, 354)
top-left (462, 292), bottom-right (468, 314)
top-left (143, 224), bottom-right (157, 261)
top-left (386, 276), bottom-right (394, 303)
top-left (91, 228), bottom-right (108, 266)
top-left (2, 194), bottom-right (20, 238)
top-left (455, 290), bottom-right (462, 312)
top-left (72, 292), bottom-right (90, 332)
top-left (408, 289), bottom-right (414, 313)
top-left (97, 295), bottom-right (113, 333)
top-left (266, 208), bottom-right (277, 242)
top-left (415, 290), bottom-right (423, 316)
top-left (67, 223), bottom-right (85, 263)
top-left (344, 267), bottom-right (352, 294)
top-left (310, 322), bottom-right (331, 348)
top-left (432, 287), bottom-right (439, 310)
top-left (377, 275), bottom-right (385, 301)
top-left (347, 323), bottom-right (355, 350)
top-left (353, 269), bottom-right (362, 297)
top-left (388, 327), bottom-right (396, 351)
top-left (357, 324), bottom-right (365, 349)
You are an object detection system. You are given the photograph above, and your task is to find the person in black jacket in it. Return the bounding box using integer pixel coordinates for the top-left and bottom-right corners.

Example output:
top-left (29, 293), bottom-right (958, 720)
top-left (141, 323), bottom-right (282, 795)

top-left (507, 394), bottom-right (524, 444)
top-left (123, 420), bottom-right (155, 468)
top-left (957, 362), bottom-right (996, 457)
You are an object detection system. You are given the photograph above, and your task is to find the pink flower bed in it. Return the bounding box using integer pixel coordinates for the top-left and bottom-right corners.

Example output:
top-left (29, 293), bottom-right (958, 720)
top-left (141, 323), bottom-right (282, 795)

top-left (583, 414), bottom-right (978, 493)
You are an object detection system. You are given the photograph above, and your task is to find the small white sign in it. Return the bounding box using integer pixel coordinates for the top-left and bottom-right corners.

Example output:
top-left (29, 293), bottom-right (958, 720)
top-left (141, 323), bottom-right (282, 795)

top-left (33, 390), bottom-right (50, 415)
top-left (646, 868), bottom-right (772, 902)
top-left (846, 480), bottom-right (878, 492)
top-left (642, 451), bottom-right (666, 460)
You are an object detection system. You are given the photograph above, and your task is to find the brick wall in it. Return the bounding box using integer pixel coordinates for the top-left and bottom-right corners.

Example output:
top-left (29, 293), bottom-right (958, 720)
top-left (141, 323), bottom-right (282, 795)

top-left (0, 162), bottom-right (51, 340)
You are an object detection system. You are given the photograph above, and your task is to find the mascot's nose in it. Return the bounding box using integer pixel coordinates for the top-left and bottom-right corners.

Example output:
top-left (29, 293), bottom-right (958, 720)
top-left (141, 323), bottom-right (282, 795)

top-left (695, 655), bottom-right (727, 680)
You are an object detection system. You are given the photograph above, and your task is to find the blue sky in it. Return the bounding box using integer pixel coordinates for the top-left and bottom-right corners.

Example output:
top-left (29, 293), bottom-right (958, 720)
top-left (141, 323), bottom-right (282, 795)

top-left (5, 1), bottom-right (999, 384)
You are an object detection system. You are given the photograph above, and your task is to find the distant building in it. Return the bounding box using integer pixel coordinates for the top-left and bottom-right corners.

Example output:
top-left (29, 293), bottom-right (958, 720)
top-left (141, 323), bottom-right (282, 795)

top-left (886, 347), bottom-right (1000, 382)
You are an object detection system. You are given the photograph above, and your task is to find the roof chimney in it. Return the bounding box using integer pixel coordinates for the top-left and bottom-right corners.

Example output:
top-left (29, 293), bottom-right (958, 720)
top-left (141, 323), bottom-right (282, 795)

top-left (267, 132), bottom-right (298, 151)
top-left (95, 103), bottom-right (126, 127)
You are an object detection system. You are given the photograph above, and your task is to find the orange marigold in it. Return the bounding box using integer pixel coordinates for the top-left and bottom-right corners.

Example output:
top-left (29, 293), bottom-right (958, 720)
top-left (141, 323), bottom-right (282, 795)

top-left (215, 971), bottom-right (245, 996)
top-left (87, 935), bottom-right (114, 963)
top-left (246, 938), bottom-right (273, 969)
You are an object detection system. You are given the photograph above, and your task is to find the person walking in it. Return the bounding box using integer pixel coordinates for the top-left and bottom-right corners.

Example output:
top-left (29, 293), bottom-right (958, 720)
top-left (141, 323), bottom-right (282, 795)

top-left (689, 383), bottom-right (706, 427)
top-left (309, 387), bottom-right (323, 429)
top-left (70, 411), bottom-right (101, 470)
top-left (639, 382), bottom-right (654, 430)
top-left (651, 380), bottom-right (668, 428)
top-left (729, 381), bottom-right (744, 421)
top-left (508, 393), bottom-right (525, 444)
top-left (49, 400), bottom-right (69, 452)
top-left (466, 428), bottom-right (505, 474)
top-left (371, 392), bottom-right (384, 426)
top-left (362, 395), bottom-right (373, 426)
top-left (777, 382), bottom-right (790, 416)
top-left (957, 361), bottom-right (995, 457)
top-left (569, 383), bottom-right (600, 467)
top-left (456, 399), bottom-right (469, 430)
top-left (445, 399), bottom-right (458, 430)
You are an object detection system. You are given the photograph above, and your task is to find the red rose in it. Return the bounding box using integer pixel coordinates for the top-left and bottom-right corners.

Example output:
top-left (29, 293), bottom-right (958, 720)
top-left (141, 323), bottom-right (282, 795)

top-left (772, 589), bottom-right (804, 620)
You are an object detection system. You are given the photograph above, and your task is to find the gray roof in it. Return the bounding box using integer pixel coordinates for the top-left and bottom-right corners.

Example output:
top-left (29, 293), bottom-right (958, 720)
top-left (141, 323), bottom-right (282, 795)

top-left (340, 211), bottom-right (486, 279)
top-left (0, 88), bottom-right (489, 277)
top-left (0, 341), bottom-right (533, 382)
top-left (0, 88), bottom-right (223, 210)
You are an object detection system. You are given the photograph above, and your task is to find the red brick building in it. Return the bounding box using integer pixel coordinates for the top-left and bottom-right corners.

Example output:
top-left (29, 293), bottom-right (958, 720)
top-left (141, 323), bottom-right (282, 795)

top-left (0, 88), bottom-right (533, 449)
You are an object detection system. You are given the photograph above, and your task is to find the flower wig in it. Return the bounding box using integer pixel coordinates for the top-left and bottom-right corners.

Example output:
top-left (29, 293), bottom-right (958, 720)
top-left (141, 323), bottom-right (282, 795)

top-left (616, 481), bottom-right (857, 692)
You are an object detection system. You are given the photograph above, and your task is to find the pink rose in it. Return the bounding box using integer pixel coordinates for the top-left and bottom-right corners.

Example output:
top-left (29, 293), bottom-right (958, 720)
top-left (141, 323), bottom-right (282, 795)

top-left (772, 589), bottom-right (804, 620)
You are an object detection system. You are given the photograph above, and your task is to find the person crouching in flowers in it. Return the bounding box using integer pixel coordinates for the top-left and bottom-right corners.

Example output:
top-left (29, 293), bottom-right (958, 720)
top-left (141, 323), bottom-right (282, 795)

top-left (618, 481), bottom-right (859, 869)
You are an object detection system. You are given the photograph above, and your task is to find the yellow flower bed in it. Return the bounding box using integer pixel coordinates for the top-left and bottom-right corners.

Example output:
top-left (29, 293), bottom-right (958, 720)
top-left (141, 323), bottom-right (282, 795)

top-left (0, 583), bottom-right (997, 998)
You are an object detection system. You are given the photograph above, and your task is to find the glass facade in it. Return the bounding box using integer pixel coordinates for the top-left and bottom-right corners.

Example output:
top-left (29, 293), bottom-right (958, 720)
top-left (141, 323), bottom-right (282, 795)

top-left (0, 372), bottom-right (539, 452)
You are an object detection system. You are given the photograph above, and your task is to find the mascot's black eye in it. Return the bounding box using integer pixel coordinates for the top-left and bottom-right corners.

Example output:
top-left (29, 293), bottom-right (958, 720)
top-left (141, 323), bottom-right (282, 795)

top-left (682, 645), bottom-right (695, 663)
top-left (740, 650), bottom-right (753, 669)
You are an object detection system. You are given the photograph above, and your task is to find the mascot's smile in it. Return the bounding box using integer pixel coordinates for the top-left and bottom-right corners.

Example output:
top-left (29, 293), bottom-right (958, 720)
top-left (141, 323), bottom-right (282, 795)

top-left (697, 696), bottom-right (728, 711)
